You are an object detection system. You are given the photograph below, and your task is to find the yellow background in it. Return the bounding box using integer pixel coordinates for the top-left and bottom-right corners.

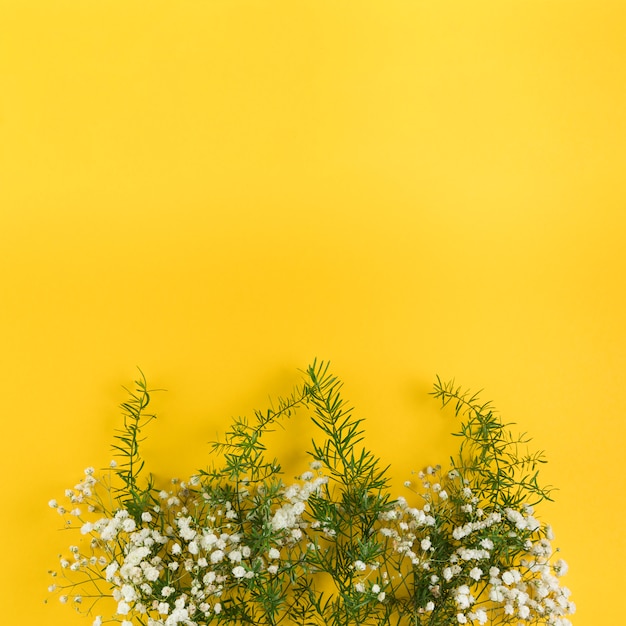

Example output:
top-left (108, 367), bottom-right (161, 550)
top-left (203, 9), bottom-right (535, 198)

top-left (1, 1), bottom-right (624, 624)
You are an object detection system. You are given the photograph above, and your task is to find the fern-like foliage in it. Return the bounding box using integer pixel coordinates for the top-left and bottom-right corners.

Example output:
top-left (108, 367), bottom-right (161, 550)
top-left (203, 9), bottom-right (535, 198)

top-left (431, 376), bottom-right (553, 509)
top-left (110, 369), bottom-right (159, 522)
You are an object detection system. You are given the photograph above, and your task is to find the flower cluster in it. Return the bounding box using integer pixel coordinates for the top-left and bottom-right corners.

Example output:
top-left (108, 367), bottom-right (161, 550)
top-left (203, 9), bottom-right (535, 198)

top-left (47, 362), bottom-right (575, 626)
top-left (50, 466), bottom-right (331, 626)
top-left (373, 467), bottom-right (574, 625)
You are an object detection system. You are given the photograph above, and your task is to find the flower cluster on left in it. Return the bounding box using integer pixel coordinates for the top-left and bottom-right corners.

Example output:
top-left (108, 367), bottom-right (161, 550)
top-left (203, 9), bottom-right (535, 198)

top-left (48, 465), bottom-right (327, 626)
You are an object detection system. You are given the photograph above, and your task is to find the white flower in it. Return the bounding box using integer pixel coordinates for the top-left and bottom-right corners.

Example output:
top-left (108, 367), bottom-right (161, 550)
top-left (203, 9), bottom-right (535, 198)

top-left (48, 499), bottom-right (58, 508)
top-left (480, 538), bottom-right (494, 550)
top-left (177, 517), bottom-right (197, 541)
top-left (505, 508), bottom-right (527, 530)
top-left (232, 565), bottom-right (246, 578)
top-left (502, 569), bottom-right (521, 585)
top-left (117, 601), bottom-right (131, 615)
top-left (210, 549), bottom-right (224, 563)
top-left (121, 584), bottom-right (137, 602)
top-left (105, 562), bottom-right (119, 580)
top-left (469, 567), bottom-right (483, 581)
top-left (144, 565), bottom-right (160, 581)
top-left (268, 548), bottom-right (281, 560)
top-left (141, 512), bottom-right (153, 523)
top-left (489, 586), bottom-right (506, 603)
top-left (166, 607), bottom-right (189, 625)
top-left (158, 602), bottom-right (170, 614)
top-left (470, 609), bottom-right (488, 625)
top-left (354, 560), bottom-right (366, 571)
top-left (228, 549), bottom-right (242, 562)
top-left (421, 538), bottom-right (432, 551)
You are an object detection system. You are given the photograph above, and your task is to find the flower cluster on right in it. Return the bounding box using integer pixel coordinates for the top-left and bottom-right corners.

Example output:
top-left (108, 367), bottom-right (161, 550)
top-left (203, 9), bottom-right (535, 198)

top-left (376, 466), bottom-right (574, 625)
top-left (47, 362), bottom-right (575, 626)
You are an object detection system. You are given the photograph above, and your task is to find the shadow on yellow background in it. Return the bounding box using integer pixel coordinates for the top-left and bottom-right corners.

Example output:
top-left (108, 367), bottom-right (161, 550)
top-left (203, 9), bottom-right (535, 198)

top-left (1, 1), bottom-right (625, 624)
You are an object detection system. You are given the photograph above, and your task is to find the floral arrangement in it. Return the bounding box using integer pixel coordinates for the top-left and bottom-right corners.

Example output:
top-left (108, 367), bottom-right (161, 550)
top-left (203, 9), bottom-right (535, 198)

top-left (47, 361), bottom-right (575, 626)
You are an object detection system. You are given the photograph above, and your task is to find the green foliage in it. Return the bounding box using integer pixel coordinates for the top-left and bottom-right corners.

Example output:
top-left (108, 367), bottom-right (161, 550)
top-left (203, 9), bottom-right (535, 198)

top-left (431, 376), bottom-right (553, 509)
top-left (47, 363), bottom-right (574, 626)
top-left (110, 369), bottom-right (159, 522)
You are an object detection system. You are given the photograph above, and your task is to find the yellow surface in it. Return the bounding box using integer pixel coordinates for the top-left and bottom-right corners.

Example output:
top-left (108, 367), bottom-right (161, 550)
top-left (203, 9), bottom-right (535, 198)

top-left (1, 1), bottom-right (624, 624)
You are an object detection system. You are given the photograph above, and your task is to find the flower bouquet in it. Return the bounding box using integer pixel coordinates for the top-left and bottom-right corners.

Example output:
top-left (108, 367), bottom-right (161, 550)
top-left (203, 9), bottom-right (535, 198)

top-left (47, 361), bottom-right (575, 626)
